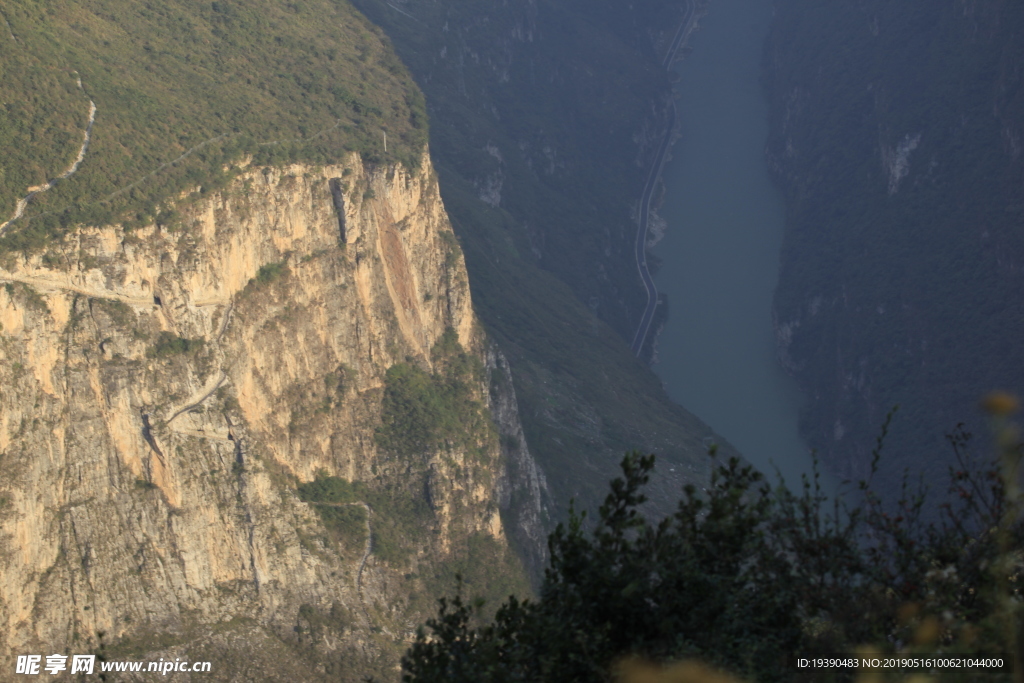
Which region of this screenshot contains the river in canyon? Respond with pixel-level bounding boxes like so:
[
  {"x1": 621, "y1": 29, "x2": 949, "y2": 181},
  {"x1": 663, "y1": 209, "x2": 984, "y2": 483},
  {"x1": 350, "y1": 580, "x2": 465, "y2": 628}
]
[{"x1": 652, "y1": 0, "x2": 834, "y2": 492}]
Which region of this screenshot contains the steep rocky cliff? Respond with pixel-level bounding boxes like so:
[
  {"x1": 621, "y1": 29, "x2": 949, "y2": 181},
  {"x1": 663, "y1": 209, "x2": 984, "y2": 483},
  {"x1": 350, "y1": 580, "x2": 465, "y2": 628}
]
[{"x1": 0, "y1": 152, "x2": 544, "y2": 680}]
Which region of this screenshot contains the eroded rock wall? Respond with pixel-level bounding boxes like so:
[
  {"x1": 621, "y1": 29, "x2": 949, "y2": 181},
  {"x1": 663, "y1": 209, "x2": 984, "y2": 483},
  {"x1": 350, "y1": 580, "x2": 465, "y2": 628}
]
[{"x1": 0, "y1": 153, "x2": 542, "y2": 680}]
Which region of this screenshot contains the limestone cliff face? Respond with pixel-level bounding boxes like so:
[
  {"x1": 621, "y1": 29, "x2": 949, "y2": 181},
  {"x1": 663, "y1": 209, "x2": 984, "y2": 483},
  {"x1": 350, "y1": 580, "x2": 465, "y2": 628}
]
[{"x1": 0, "y1": 153, "x2": 544, "y2": 680}]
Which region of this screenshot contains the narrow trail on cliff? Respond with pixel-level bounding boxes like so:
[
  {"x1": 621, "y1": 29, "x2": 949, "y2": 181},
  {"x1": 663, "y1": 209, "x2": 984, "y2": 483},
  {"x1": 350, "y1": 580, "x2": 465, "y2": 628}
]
[
  {"x1": 0, "y1": 273, "x2": 153, "y2": 305},
  {"x1": 165, "y1": 371, "x2": 229, "y2": 425},
  {"x1": 104, "y1": 133, "x2": 231, "y2": 203},
  {"x1": 215, "y1": 301, "x2": 233, "y2": 342},
  {"x1": 1, "y1": 9, "x2": 18, "y2": 43},
  {"x1": 111, "y1": 114, "x2": 350, "y2": 201},
  {"x1": 373, "y1": 0, "x2": 425, "y2": 25},
  {"x1": 2, "y1": 114, "x2": 357, "y2": 234},
  {"x1": 353, "y1": 502, "x2": 373, "y2": 617},
  {"x1": 0, "y1": 75, "x2": 96, "y2": 235},
  {"x1": 312, "y1": 502, "x2": 374, "y2": 623}
]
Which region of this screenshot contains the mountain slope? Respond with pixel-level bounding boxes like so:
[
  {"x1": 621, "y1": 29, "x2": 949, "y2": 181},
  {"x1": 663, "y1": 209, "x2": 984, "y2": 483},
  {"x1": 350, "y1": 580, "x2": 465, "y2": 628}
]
[
  {"x1": 764, "y1": 0, "x2": 1024, "y2": 488},
  {"x1": 0, "y1": 0, "x2": 426, "y2": 251}
]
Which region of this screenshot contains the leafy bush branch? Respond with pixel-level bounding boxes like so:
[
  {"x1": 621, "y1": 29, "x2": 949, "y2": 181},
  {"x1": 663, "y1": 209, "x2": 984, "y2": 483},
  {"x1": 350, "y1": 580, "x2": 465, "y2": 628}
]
[{"x1": 403, "y1": 398, "x2": 1024, "y2": 682}]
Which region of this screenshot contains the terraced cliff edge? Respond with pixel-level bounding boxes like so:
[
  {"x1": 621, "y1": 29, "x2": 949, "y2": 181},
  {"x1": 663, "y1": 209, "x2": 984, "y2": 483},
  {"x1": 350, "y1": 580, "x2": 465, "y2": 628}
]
[{"x1": 0, "y1": 152, "x2": 545, "y2": 681}]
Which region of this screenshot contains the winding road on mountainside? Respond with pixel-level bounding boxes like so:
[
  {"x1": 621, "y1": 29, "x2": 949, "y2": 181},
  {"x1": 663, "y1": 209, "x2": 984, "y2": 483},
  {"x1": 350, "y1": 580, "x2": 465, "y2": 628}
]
[
  {"x1": 630, "y1": 0, "x2": 698, "y2": 356},
  {"x1": 0, "y1": 76, "x2": 96, "y2": 235}
]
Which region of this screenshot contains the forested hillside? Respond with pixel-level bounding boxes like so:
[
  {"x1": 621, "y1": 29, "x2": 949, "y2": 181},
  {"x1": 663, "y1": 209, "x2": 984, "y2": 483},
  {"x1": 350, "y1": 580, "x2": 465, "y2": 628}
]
[
  {"x1": 764, "y1": 0, "x2": 1024, "y2": 490},
  {"x1": 0, "y1": 0, "x2": 426, "y2": 252}
]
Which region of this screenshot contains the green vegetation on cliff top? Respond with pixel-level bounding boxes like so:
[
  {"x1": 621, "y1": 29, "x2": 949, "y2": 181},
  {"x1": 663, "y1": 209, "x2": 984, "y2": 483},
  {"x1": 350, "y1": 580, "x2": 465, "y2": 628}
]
[{"x1": 0, "y1": 0, "x2": 426, "y2": 252}]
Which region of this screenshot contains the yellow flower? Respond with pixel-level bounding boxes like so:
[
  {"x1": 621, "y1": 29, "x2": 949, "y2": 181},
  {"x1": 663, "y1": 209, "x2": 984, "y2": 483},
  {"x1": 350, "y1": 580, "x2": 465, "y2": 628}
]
[{"x1": 981, "y1": 392, "x2": 1020, "y2": 416}]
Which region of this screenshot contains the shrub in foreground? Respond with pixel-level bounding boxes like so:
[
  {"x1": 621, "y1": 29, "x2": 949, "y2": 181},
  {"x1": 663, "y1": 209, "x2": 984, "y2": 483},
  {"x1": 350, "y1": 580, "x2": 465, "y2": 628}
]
[{"x1": 403, "y1": 406, "x2": 1024, "y2": 682}]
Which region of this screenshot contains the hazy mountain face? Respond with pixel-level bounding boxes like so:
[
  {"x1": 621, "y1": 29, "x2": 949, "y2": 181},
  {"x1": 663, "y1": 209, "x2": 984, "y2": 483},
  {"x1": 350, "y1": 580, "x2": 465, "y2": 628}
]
[{"x1": 764, "y1": 0, "x2": 1024, "y2": 490}]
